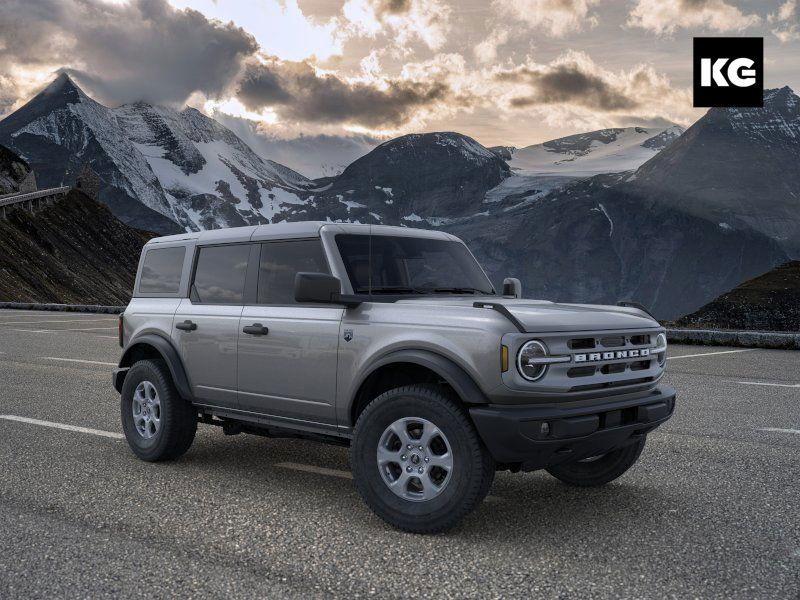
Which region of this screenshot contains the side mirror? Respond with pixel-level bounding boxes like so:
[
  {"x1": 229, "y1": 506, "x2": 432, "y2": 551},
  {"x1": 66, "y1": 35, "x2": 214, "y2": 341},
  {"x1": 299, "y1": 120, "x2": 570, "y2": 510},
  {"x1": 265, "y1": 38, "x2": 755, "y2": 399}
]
[
  {"x1": 502, "y1": 277, "x2": 522, "y2": 298},
  {"x1": 295, "y1": 272, "x2": 342, "y2": 304}
]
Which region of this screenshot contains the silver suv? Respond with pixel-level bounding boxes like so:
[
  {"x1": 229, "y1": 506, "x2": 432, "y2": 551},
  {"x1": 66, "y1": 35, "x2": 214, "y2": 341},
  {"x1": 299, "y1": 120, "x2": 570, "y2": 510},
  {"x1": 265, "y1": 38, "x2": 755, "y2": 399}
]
[{"x1": 113, "y1": 222, "x2": 675, "y2": 533}]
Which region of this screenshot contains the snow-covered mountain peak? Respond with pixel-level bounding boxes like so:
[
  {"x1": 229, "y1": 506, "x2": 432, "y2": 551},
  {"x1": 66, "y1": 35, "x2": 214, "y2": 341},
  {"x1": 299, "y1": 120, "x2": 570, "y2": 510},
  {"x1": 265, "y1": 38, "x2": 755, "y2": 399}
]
[
  {"x1": 0, "y1": 74, "x2": 317, "y2": 232},
  {"x1": 375, "y1": 132, "x2": 500, "y2": 166},
  {"x1": 719, "y1": 87, "x2": 800, "y2": 142},
  {"x1": 40, "y1": 72, "x2": 90, "y2": 106},
  {"x1": 507, "y1": 125, "x2": 684, "y2": 177}
]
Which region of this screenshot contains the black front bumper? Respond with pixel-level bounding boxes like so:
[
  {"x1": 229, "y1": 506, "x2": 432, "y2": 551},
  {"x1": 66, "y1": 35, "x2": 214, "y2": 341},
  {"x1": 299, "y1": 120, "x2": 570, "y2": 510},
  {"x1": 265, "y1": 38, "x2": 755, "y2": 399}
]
[{"x1": 470, "y1": 385, "x2": 676, "y2": 471}]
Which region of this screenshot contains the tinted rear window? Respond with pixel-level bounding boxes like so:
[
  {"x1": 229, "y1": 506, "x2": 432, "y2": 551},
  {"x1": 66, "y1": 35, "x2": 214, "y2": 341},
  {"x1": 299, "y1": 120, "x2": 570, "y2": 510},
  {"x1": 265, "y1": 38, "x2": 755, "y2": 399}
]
[
  {"x1": 258, "y1": 240, "x2": 329, "y2": 304},
  {"x1": 139, "y1": 247, "x2": 185, "y2": 295},
  {"x1": 192, "y1": 244, "x2": 250, "y2": 304}
]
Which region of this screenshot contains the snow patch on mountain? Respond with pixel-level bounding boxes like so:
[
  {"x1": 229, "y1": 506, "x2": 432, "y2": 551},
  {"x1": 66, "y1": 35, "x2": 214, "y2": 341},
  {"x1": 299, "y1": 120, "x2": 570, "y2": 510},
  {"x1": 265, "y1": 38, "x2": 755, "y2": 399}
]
[{"x1": 508, "y1": 126, "x2": 683, "y2": 177}]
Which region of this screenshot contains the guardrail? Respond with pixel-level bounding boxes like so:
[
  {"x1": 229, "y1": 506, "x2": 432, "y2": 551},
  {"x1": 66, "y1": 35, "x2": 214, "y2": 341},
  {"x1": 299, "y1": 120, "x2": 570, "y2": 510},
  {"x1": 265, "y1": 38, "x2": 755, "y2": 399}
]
[
  {"x1": 0, "y1": 302, "x2": 125, "y2": 314},
  {"x1": 667, "y1": 328, "x2": 800, "y2": 350},
  {"x1": 0, "y1": 186, "x2": 71, "y2": 217}
]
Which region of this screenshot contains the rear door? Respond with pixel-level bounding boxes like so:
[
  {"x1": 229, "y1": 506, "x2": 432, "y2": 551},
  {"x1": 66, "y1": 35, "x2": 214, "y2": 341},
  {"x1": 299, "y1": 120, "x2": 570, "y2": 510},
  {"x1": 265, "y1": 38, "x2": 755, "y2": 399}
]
[
  {"x1": 237, "y1": 239, "x2": 343, "y2": 427},
  {"x1": 173, "y1": 243, "x2": 255, "y2": 409}
]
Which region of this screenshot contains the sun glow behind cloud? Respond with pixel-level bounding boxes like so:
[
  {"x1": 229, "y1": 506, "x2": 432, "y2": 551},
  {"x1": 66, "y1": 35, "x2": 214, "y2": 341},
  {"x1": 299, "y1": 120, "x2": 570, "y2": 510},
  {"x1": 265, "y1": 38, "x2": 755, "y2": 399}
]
[
  {"x1": 167, "y1": 0, "x2": 344, "y2": 61},
  {"x1": 204, "y1": 97, "x2": 279, "y2": 124}
]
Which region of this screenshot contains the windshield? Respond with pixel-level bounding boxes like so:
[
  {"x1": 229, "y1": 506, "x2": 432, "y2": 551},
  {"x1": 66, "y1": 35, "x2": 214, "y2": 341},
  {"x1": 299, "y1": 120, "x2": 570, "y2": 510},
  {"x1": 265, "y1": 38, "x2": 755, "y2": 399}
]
[{"x1": 335, "y1": 234, "x2": 495, "y2": 295}]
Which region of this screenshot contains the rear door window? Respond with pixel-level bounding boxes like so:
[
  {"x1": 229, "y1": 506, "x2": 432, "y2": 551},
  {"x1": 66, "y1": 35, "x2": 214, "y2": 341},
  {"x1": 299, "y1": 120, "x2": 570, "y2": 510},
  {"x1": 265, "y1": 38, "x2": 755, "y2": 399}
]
[
  {"x1": 139, "y1": 246, "x2": 185, "y2": 295},
  {"x1": 257, "y1": 240, "x2": 329, "y2": 304},
  {"x1": 192, "y1": 244, "x2": 251, "y2": 305}
]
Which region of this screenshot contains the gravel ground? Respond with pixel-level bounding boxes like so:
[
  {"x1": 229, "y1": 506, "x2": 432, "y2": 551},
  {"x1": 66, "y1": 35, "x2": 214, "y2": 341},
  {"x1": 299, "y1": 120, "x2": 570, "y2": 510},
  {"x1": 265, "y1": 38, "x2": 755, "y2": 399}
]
[{"x1": 0, "y1": 309, "x2": 798, "y2": 599}]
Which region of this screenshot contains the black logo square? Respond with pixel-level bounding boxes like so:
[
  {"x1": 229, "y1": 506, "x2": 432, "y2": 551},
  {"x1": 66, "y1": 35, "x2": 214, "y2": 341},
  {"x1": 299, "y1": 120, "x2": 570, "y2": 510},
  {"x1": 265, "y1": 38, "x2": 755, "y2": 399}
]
[{"x1": 693, "y1": 37, "x2": 763, "y2": 108}]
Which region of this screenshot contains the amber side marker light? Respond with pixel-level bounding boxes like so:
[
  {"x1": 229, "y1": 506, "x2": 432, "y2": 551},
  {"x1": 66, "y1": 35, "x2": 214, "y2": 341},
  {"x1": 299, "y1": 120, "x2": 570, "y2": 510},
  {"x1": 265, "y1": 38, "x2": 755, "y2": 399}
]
[{"x1": 501, "y1": 345, "x2": 509, "y2": 372}]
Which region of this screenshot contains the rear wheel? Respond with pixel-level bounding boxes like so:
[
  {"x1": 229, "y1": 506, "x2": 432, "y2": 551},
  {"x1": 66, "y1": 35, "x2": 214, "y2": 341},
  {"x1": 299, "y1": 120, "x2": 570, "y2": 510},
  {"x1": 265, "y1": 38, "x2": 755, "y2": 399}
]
[
  {"x1": 351, "y1": 385, "x2": 494, "y2": 534},
  {"x1": 121, "y1": 359, "x2": 197, "y2": 462},
  {"x1": 546, "y1": 437, "x2": 646, "y2": 487}
]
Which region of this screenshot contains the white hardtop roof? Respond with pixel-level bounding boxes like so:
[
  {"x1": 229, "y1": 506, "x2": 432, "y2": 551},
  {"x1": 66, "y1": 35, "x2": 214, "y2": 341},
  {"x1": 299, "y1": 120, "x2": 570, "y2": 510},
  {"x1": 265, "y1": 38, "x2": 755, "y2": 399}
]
[{"x1": 146, "y1": 221, "x2": 458, "y2": 246}]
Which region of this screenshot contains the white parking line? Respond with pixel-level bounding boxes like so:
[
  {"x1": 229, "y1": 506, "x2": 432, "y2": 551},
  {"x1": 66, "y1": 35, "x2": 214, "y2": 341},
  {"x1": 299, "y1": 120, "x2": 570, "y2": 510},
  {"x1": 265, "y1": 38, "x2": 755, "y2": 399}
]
[
  {"x1": 758, "y1": 427, "x2": 800, "y2": 435},
  {"x1": 0, "y1": 415, "x2": 124, "y2": 439},
  {"x1": 8, "y1": 328, "x2": 116, "y2": 335},
  {"x1": 273, "y1": 461, "x2": 503, "y2": 501},
  {"x1": 738, "y1": 381, "x2": 800, "y2": 388},
  {"x1": 275, "y1": 461, "x2": 353, "y2": 479},
  {"x1": 40, "y1": 356, "x2": 117, "y2": 366},
  {"x1": 0, "y1": 318, "x2": 117, "y2": 326},
  {"x1": 667, "y1": 349, "x2": 755, "y2": 360},
  {"x1": 40, "y1": 327, "x2": 117, "y2": 332}
]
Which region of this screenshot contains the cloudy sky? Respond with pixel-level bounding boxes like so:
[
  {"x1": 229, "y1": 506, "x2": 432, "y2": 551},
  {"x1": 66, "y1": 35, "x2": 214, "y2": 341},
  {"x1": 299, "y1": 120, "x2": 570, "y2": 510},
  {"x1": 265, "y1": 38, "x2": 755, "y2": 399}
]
[{"x1": 0, "y1": 0, "x2": 797, "y2": 146}]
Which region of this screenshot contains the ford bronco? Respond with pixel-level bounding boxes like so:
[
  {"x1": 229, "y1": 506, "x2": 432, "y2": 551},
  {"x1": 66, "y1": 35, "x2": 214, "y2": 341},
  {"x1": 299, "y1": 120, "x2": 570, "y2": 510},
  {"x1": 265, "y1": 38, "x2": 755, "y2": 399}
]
[{"x1": 113, "y1": 222, "x2": 675, "y2": 533}]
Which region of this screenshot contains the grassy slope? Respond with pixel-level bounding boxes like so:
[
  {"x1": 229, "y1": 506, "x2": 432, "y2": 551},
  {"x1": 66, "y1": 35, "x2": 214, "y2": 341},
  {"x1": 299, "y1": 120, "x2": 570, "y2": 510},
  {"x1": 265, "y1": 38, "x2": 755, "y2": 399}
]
[
  {"x1": 0, "y1": 190, "x2": 154, "y2": 304},
  {"x1": 674, "y1": 261, "x2": 800, "y2": 332}
]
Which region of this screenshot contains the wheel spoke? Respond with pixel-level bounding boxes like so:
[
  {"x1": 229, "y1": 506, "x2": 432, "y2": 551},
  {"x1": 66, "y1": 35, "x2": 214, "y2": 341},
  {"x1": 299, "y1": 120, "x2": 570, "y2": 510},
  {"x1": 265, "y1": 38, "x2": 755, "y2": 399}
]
[
  {"x1": 377, "y1": 446, "x2": 400, "y2": 465},
  {"x1": 389, "y1": 470, "x2": 411, "y2": 489},
  {"x1": 428, "y1": 452, "x2": 453, "y2": 471},
  {"x1": 417, "y1": 476, "x2": 439, "y2": 501},
  {"x1": 419, "y1": 421, "x2": 442, "y2": 449},
  {"x1": 392, "y1": 421, "x2": 415, "y2": 446}
]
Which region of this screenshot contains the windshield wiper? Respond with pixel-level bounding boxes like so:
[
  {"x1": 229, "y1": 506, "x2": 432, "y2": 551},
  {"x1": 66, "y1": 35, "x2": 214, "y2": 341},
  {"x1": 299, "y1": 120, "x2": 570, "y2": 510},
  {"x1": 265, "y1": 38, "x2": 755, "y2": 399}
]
[
  {"x1": 355, "y1": 286, "x2": 427, "y2": 295},
  {"x1": 429, "y1": 287, "x2": 494, "y2": 295}
]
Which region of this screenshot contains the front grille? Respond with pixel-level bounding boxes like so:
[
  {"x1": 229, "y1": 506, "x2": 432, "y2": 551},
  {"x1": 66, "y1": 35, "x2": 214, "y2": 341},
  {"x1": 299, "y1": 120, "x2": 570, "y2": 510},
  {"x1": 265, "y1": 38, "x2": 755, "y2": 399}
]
[
  {"x1": 512, "y1": 328, "x2": 665, "y2": 395},
  {"x1": 568, "y1": 366, "x2": 596, "y2": 378},
  {"x1": 568, "y1": 337, "x2": 595, "y2": 350},
  {"x1": 599, "y1": 336, "x2": 625, "y2": 348}
]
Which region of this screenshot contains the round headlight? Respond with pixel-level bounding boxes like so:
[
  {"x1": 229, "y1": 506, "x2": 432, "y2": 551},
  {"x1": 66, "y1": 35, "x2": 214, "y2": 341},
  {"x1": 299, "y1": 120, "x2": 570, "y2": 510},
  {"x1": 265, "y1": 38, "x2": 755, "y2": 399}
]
[
  {"x1": 517, "y1": 340, "x2": 549, "y2": 381},
  {"x1": 655, "y1": 333, "x2": 667, "y2": 366}
]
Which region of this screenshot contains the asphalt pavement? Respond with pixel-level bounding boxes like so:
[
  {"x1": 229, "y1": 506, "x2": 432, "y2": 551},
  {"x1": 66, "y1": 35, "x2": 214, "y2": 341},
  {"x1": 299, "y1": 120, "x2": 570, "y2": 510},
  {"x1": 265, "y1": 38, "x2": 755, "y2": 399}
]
[{"x1": 0, "y1": 309, "x2": 798, "y2": 598}]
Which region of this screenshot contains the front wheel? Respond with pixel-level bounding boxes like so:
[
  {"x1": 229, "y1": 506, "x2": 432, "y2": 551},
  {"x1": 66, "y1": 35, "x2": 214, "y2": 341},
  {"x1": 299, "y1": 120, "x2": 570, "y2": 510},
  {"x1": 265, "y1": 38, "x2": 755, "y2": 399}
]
[
  {"x1": 546, "y1": 436, "x2": 647, "y2": 487},
  {"x1": 351, "y1": 385, "x2": 494, "y2": 534}
]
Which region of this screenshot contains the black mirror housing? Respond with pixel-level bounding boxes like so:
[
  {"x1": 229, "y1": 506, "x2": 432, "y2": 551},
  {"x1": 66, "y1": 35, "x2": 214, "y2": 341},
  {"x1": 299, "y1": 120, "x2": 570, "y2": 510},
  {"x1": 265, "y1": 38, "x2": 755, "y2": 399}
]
[{"x1": 502, "y1": 277, "x2": 522, "y2": 298}]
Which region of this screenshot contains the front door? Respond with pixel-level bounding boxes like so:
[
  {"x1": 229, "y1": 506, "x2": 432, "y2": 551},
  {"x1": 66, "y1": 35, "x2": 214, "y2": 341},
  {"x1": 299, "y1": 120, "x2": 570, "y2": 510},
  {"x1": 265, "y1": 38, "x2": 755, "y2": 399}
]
[
  {"x1": 237, "y1": 239, "x2": 342, "y2": 427},
  {"x1": 173, "y1": 243, "x2": 252, "y2": 408}
]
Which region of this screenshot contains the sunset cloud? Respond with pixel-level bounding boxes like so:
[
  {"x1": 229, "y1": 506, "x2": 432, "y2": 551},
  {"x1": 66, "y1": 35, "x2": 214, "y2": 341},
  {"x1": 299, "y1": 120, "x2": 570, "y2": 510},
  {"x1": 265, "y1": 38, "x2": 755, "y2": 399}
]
[
  {"x1": 342, "y1": 0, "x2": 451, "y2": 51},
  {"x1": 489, "y1": 51, "x2": 695, "y2": 127},
  {"x1": 627, "y1": 0, "x2": 761, "y2": 35},
  {"x1": 0, "y1": 0, "x2": 257, "y2": 107},
  {"x1": 236, "y1": 57, "x2": 454, "y2": 129},
  {"x1": 492, "y1": 0, "x2": 600, "y2": 37},
  {"x1": 768, "y1": 0, "x2": 800, "y2": 42}
]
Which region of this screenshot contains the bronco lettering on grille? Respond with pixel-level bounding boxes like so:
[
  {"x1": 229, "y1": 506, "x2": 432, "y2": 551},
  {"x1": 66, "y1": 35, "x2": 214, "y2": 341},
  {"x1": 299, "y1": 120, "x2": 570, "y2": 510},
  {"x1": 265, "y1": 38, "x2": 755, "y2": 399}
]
[{"x1": 574, "y1": 348, "x2": 651, "y2": 363}]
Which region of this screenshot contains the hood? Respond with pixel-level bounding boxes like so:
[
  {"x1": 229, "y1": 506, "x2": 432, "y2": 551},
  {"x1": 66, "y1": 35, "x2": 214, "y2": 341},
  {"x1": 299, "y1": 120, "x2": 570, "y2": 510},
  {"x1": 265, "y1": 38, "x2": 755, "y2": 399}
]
[{"x1": 396, "y1": 296, "x2": 660, "y2": 333}]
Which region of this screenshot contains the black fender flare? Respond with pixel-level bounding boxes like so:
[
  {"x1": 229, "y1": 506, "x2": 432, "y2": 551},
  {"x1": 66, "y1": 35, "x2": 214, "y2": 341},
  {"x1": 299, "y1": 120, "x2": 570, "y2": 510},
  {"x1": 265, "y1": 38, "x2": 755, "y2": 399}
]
[
  {"x1": 115, "y1": 333, "x2": 193, "y2": 400},
  {"x1": 351, "y1": 349, "x2": 488, "y2": 419}
]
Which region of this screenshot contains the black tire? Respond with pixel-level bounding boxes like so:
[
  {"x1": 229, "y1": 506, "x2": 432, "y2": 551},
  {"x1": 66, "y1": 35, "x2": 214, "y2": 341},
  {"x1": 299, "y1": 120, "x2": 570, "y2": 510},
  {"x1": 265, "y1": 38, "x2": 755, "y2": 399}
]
[
  {"x1": 121, "y1": 359, "x2": 197, "y2": 462},
  {"x1": 351, "y1": 385, "x2": 494, "y2": 534},
  {"x1": 546, "y1": 437, "x2": 646, "y2": 487}
]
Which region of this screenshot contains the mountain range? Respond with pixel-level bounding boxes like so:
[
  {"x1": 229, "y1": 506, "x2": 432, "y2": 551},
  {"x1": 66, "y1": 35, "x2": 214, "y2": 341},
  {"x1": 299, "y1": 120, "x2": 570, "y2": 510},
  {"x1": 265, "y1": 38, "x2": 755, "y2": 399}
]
[
  {"x1": 0, "y1": 74, "x2": 798, "y2": 319},
  {"x1": 0, "y1": 74, "x2": 315, "y2": 233}
]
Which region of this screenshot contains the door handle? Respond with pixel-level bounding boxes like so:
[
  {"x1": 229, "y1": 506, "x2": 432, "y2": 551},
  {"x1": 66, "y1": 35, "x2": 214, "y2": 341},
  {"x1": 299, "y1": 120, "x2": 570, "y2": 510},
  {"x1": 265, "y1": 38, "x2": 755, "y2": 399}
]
[
  {"x1": 242, "y1": 323, "x2": 269, "y2": 336},
  {"x1": 175, "y1": 320, "x2": 197, "y2": 332}
]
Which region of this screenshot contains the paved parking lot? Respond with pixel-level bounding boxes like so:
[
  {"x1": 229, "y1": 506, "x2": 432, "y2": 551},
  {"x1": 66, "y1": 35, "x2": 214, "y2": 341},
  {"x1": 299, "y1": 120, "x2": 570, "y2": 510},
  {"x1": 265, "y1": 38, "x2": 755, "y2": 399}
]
[{"x1": 0, "y1": 308, "x2": 798, "y2": 598}]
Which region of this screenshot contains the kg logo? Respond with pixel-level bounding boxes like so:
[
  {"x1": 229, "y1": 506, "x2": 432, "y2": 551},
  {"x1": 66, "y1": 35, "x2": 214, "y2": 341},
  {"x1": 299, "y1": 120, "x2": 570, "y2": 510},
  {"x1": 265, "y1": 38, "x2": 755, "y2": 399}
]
[{"x1": 693, "y1": 37, "x2": 763, "y2": 107}]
